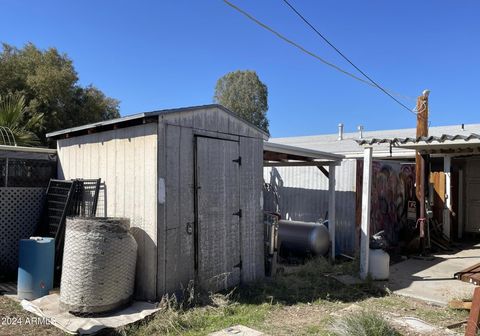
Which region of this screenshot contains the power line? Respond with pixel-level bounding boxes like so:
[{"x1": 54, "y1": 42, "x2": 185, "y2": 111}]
[
  {"x1": 223, "y1": 0, "x2": 420, "y2": 115},
  {"x1": 281, "y1": 0, "x2": 418, "y2": 114}
]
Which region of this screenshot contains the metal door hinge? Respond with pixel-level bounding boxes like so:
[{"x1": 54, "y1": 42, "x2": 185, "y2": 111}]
[
  {"x1": 232, "y1": 156, "x2": 242, "y2": 165},
  {"x1": 232, "y1": 209, "x2": 242, "y2": 218}
]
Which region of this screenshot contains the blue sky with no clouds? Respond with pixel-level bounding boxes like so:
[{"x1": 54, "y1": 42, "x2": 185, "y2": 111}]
[{"x1": 2, "y1": 0, "x2": 479, "y2": 137}]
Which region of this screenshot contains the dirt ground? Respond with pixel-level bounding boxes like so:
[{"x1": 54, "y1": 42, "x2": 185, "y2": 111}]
[
  {"x1": 0, "y1": 296, "x2": 63, "y2": 336},
  {"x1": 0, "y1": 259, "x2": 471, "y2": 335}
]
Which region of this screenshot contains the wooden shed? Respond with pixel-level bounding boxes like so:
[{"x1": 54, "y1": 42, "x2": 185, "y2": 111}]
[{"x1": 47, "y1": 104, "x2": 267, "y2": 300}]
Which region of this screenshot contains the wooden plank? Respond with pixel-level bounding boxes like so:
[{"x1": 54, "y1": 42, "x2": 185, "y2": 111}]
[
  {"x1": 459, "y1": 169, "x2": 464, "y2": 239},
  {"x1": 165, "y1": 125, "x2": 181, "y2": 230},
  {"x1": 239, "y1": 136, "x2": 264, "y2": 282},
  {"x1": 465, "y1": 287, "x2": 480, "y2": 336},
  {"x1": 142, "y1": 123, "x2": 158, "y2": 300},
  {"x1": 165, "y1": 228, "x2": 180, "y2": 292},
  {"x1": 178, "y1": 127, "x2": 195, "y2": 285},
  {"x1": 449, "y1": 299, "x2": 472, "y2": 310},
  {"x1": 360, "y1": 147, "x2": 373, "y2": 279},
  {"x1": 156, "y1": 120, "x2": 167, "y2": 296}
]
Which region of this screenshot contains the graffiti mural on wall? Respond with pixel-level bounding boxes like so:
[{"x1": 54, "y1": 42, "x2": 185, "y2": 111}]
[{"x1": 357, "y1": 161, "x2": 416, "y2": 245}]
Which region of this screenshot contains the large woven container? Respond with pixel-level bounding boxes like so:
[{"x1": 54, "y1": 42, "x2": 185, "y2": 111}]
[{"x1": 60, "y1": 217, "x2": 137, "y2": 314}]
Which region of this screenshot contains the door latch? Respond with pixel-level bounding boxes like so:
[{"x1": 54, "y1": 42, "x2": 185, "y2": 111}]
[
  {"x1": 186, "y1": 222, "x2": 193, "y2": 235},
  {"x1": 232, "y1": 156, "x2": 242, "y2": 165},
  {"x1": 232, "y1": 209, "x2": 242, "y2": 218}
]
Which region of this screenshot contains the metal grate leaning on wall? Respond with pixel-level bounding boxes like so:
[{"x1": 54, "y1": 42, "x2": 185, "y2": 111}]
[{"x1": 0, "y1": 188, "x2": 46, "y2": 275}]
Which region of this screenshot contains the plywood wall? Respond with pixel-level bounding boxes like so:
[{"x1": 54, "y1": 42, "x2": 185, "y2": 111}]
[{"x1": 57, "y1": 123, "x2": 158, "y2": 300}]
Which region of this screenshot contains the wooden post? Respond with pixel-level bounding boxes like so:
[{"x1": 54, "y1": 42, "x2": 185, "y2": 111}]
[
  {"x1": 415, "y1": 90, "x2": 430, "y2": 254},
  {"x1": 444, "y1": 155, "x2": 452, "y2": 239},
  {"x1": 360, "y1": 147, "x2": 373, "y2": 279},
  {"x1": 328, "y1": 163, "x2": 336, "y2": 261},
  {"x1": 458, "y1": 169, "x2": 464, "y2": 239},
  {"x1": 465, "y1": 287, "x2": 480, "y2": 336}
]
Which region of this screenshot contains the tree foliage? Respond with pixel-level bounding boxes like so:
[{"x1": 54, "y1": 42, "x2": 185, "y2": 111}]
[
  {"x1": 0, "y1": 43, "x2": 120, "y2": 144},
  {"x1": 214, "y1": 70, "x2": 269, "y2": 133},
  {"x1": 0, "y1": 93, "x2": 43, "y2": 146}
]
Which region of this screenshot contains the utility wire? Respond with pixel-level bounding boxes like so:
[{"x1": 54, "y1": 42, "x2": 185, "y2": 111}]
[
  {"x1": 224, "y1": 0, "x2": 419, "y2": 115},
  {"x1": 281, "y1": 0, "x2": 419, "y2": 114}
]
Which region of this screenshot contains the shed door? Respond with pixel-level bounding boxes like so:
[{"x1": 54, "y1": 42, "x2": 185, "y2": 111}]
[{"x1": 195, "y1": 136, "x2": 241, "y2": 292}]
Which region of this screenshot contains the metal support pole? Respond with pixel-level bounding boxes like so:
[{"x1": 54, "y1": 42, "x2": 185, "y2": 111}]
[
  {"x1": 360, "y1": 147, "x2": 373, "y2": 279},
  {"x1": 444, "y1": 155, "x2": 452, "y2": 239}
]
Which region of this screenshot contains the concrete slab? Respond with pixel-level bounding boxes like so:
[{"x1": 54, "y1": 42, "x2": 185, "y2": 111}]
[{"x1": 383, "y1": 245, "x2": 480, "y2": 305}]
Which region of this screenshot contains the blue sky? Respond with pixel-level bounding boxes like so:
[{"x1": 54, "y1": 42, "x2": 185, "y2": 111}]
[{"x1": 2, "y1": 1, "x2": 479, "y2": 137}]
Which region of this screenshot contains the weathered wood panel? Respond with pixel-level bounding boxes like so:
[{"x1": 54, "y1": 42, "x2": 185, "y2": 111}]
[
  {"x1": 239, "y1": 136, "x2": 265, "y2": 282},
  {"x1": 56, "y1": 123, "x2": 158, "y2": 300},
  {"x1": 163, "y1": 124, "x2": 196, "y2": 293},
  {"x1": 196, "y1": 136, "x2": 241, "y2": 291},
  {"x1": 160, "y1": 106, "x2": 266, "y2": 140}
]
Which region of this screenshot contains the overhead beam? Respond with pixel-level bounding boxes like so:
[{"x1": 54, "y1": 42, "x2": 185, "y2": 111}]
[{"x1": 263, "y1": 161, "x2": 340, "y2": 167}]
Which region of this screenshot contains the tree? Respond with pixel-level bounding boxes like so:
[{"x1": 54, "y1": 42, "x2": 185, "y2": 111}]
[
  {"x1": 0, "y1": 43, "x2": 120, "y2": 145},
  {"x1": 214, "y1": 70, "x2": 269, "y2": 133},
  {"x1": 0, "y1": 93, "x2": 43, "y2": 146}
]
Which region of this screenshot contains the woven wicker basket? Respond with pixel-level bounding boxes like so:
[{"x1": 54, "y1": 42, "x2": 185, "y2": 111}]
[{"x1": 60, "y1": 217, "x2": 137, "y2": 314}]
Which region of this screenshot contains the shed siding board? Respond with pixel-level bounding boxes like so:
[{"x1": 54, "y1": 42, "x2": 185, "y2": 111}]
[
  {"x1": 263, "y1": 159, "x2": 357, "y2": 255},
  {"x1": 56, "y1": 123, "x2": 158, "y2": 300},
  {"x1": 178, "y1": 126, "x2": 195, "y2": 285},
  {"x1": 156, "y1": 120, "x2": 167, "y2": 295},
  {"x1": 240, "y1": 136, "x2": 265, "y2": 281},
  {"x1": 164, "y1": 124, "x2": 196, "y2": 292}
]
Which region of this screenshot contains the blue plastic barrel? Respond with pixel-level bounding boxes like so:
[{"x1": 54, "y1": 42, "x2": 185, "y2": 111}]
[{"x1": 17, "y1": 237, "x2": 55, "y2": 300}]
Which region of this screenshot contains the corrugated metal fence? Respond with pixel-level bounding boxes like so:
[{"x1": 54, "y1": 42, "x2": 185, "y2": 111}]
[{"x1": 263, "y1": 159, "x2": 357, "y2": 255}]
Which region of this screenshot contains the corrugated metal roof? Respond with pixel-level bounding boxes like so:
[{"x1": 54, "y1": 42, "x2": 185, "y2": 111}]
[
  {"x1": 357, "y1": 133, "x2": 480, "y2": 146},
  {"x1": 271, "y1": 124, "x2": 480, "y2": 158},
  {"x1": 46, "y1": 104, "x2": 269, "y2": 139}
]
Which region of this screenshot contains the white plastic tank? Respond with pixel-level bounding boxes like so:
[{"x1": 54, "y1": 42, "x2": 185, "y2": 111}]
[{"x1": 368, "y1": 248, "x2": 389, "y2": 280}]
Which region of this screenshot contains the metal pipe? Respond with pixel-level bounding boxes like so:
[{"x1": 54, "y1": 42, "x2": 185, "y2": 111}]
[{"x1": 337, "y1": 123, "x2": 344, "y2": 140}]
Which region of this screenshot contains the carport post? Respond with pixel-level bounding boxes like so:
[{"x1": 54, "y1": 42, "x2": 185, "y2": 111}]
[
  {"x1": 360, "y1": 146, "x2": 373, "y2": 279},
  {"x1": 328, "y1": 162, "x2": 336, "y2": 261},
  {"x1": 443, "y1": 155, "x2": 451, "y2": 239}
]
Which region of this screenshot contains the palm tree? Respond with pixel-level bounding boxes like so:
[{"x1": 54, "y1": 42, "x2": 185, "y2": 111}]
[{"x1": 0, "y1": 93, "x2": 43, "y2": 146}]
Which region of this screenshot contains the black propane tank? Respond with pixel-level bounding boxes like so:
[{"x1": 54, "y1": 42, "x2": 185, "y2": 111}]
[{"x1": 278, "y1": 219, "x2": 330, "y2": 257}]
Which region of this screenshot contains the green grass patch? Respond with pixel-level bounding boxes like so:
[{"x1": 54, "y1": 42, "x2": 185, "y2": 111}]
[{"x1": 329, "y1": 311, "x2": 400, "y2": 336}]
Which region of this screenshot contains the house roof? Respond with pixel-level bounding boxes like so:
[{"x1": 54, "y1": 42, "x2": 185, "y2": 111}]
[
  {"x1": 270, "y1": 123, "x2": 480, "y2": 159},
  {"x1": 46, "y1": 104, "x2": 269, "y2": 139}
]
